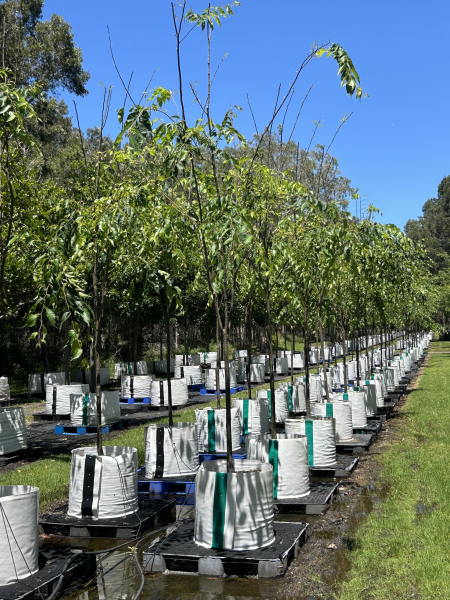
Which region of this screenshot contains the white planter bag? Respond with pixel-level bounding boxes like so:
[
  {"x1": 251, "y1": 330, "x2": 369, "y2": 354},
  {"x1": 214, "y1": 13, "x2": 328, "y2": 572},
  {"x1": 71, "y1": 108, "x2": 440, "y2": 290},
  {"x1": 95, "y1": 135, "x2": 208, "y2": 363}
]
[
  {"x1": 150, "y1": 360, "x2": 175, "y2": 376},
  {"x1": 174, "y1": 365, "x2": 202, "y2": 385},
  {"x1": 232, "y1": 398, "x2": 270, "y2": 435},
  {"x1": 0, "y1": 407, "x2": 27, "y2": 454},
  {"x1": 246, "y1": 433, "x2": 310, "y2": 499},
  {"x1": 121, "y1": 375, "x2": 155, "y2": 399},
  {"x1": 278, "y1": 382, "x2": 306, "y2": 413},
  {"x1": 360, "y1": 383, "x2": 378, "y2": 417},
  {"x1": 73, "y1": 368, "x2": 110, "y2": 386},
  {"x1": 46, "y1": 383, "x2": 89, "y2": 415},
  {"x1": 0, "y1": 486, "x2": 39, "y2": 585},
  {"x1": 331, "y1": 391, "x2": 367, "y2": 427},
  {"x1": 233, "y1": 350, "x2": 248, "y2": 358},
  {"x1": 386, "y1": 365, "x2": 399, "y2": 388},
  {"x1": 115, "y1": 361, "x2": 148, "y2": 378},
  {"x1": 205, "y1": 366, "x2": 237, "y2": 390},
  {"x1": 250, "y1": 363, "x2": 265, "y2": 383},
  {"x1": 236, "y1": 359, "x2": 248, "y2": 383},
  {"x1": 194, "y1": 459, "x2": 274, "y2": 551},
  {"x1": 383, "y1": 367, "x2": 395, "y2": 392},
  {"x1": 0, "y1": 376, "x2": 10, "y2": 400},
  {"x1": 310, "y1": 401, "x2": 353, "y2": 441},
  {"x1": 70, "y1": 391, "x2": 120, "y2": 426},
  {"x1": 28, "y1": 372, "x2": 65, "y2": 395},
  {"x1": 175, "y1": 354, "x2": 200, "y2": 366},
  {"x1": 145, "y1": 423, "x2": 198, "y2": 477},
  {"x1": 68, "y1": 446, "x2": 138, "y2": 519},
  {"x1": 256, "y1": 389, "x2": 290, "y2": 424},
  {"x1": 198, "y1": 352, "x2": 217, "y2": 365},
  {"x1": 275, "y1": 357, "x2": 289, "y2": 374},
  {"x1": 195, "y1": 407, "x2": 241, "y2": 453},
  {"x1": 366, "y1": 376, "x2": 384, "y2": 407},
  {"x1": 308, "y1": 375, "x2": 323, "y2": 402},
  {"x1": 285, "y1": 417, "x2": 336, "y2": 467},
  {"x1": 151, "y1": 379, "x2": 189, "y2": 406}
]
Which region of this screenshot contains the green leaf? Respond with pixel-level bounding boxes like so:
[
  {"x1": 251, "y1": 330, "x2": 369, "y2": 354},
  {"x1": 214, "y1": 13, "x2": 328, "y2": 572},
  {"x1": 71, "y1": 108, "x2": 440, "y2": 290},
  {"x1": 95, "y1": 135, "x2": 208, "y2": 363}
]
[
  {"x1": 25, "y1": 313, "x2": 39, "y2": 328},
  {"x1": 45, "y1": 307, "x2": 56, "y2": 327}
]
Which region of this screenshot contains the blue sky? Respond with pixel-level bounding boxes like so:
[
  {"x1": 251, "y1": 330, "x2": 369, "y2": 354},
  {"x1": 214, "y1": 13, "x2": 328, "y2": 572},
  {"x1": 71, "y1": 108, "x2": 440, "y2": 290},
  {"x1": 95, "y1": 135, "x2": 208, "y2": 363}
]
[{"x1": 43, "y1": 0, "x2": 449, "y2": 229}]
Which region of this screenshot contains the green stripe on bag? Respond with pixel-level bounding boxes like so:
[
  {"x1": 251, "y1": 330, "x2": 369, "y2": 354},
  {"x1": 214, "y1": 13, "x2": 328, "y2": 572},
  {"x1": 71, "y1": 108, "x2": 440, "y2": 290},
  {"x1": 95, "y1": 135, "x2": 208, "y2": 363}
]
[
  {"x1": 242, "y1": 399, "x2": 249, "y2": 435},
  {"x1": 267, "y1": 390, "x2": 272, "y2": 420},
  {"x1": 268, "y1": 439, "x2": 279, "y2": 498},
  {"x1": 326, "y1": 403, "x2": 333, "y2": 418},
  {"x1": 211, "y1": 472, "x2": 227, "y2": 549},
  {"x1": 82, "y1": 393, "x2": 90, "y2": 427},
  {"x1": 343, "y1": 393, "x2": 349, "y2": 401},
  {"x1": 128, "y1": 362, "x2": 132, "y2": 375},
  {"x1": 287, "y1": 386, "x2": 293, "y2": 411},
  {"x1": 305, "y1": 419, "x2": 314, "y2": 466},
  {"x1": 207, "y1": 410, "x2": 216, "y2": 452}
]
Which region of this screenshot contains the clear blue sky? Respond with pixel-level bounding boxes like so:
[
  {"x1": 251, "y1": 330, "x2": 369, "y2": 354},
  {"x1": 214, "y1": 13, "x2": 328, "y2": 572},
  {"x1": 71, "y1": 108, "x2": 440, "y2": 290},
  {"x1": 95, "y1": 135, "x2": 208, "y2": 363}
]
[{"x1": 43, "y1": 0, "x2": 449, "y2": 230}]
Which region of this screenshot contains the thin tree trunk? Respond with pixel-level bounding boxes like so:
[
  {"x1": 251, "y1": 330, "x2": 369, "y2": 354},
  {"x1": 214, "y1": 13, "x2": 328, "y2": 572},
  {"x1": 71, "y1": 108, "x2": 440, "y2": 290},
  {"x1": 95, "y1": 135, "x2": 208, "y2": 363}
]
[
  {"x1": 161, "y1": 285, "x2": 173, "y2": 427},
  {"x1": 216, "y1": 315, "x2": 221, "y2": 408},
  {"x1": 318, "y1": 291, "x2": 330, "y2": 401},
  {"x1": 266, "y1": 286, "x2": 277, "y2": 438},
  {"x1": 133, "y1": 307, "x2": 140, "y2": 375},
  {"x1": 246, "y1": 302, "x2": 252, "y2": 399},
  {"x1": 64, "y1": 319, "x2": 70, "y2": 385}
]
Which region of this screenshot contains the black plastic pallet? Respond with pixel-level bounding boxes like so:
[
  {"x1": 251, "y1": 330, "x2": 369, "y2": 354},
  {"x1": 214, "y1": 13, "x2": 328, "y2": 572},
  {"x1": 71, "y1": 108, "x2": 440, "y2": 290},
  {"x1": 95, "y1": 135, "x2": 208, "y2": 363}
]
[
  {"x1": 0, "y1": 448, "x2": 26, "y2": 466},
  {"x1": 33, "y1": 412, "x2": 70, "y2": 422},
  {"x1": 0, "y1": 549, "x2": 96, "y2": 600},
  {"x1": 377, "y1": 402, "x2": 396, "y2": 418},
  {"x1": 336, "y1": 433, "x2": 372, "y2": 455},
  {"x1": 309, "y1": 454, "x2": 359, "y2": 478},
  {"x1": 274, "y1": 482, "x2": 339, "y2": 515},
  {"x1": 353, "y1": 420, "x2": 382, "y2": 436},
  {"x1": 39, "y1": 497, "x2": 176, "y2": 539},
  {"x1": 143, "y1": 520, "x2": 310, "y2": 578}
]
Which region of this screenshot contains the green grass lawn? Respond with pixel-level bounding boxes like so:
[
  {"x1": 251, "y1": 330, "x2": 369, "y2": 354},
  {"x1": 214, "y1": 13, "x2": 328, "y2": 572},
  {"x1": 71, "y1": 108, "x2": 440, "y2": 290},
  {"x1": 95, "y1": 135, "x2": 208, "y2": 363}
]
[{"x1": 337, "y1": 351, "x2": 450, "y2": 600}]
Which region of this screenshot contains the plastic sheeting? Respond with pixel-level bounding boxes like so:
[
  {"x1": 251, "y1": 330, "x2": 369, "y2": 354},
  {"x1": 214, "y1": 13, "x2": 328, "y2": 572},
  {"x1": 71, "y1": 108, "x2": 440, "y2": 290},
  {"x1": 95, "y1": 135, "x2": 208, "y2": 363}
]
[
  {"x1": 232, "y1": 398, "x2": 270, "y2": 435},
  {"x1": 121, "y1": 375, "x2": 155, "y2": 399},
  {"x1": 173, "y1": 365, "x2": 202, "y2": 385},
  {"x1": 151, "y1": 379, "x2": 189, "y2": 406},
  {"x1": 0, "y1": 376, "x2": 10, "y2": 400},
  {"x1": 285, "y1": 417, "x2": 336, "y2": 467},
  {"x1": 194, "y1": 459, "x2": 274, "y2": 551},
  {"x1": 0, "y1": 486, "x2": 39, "y2": 586},
  {"x1": 68, "y1": 446, "x2": 138, "y2": 519},
  {"x1": 72, "y1": 368, "x2": 110, "y2": 386},
  {"x1": 28, "y1": 372, "x2": 65, "y2": 395},
  {"x1": 70, "y1": 391, "x2": 121, "y2": 426},
  {"x1": 0, "y1": 407, "x2": 27, "y2": 454},
  {"x1": 114, "y1": 361, "x2": 148, "y2": 378},
  {"x1": 195, "y1": 407, "x2": 241, "y2": 453},
  {"x1": 45, "y1": 383, "x2": 89, "y2": 415},
  {"x1": 256, "y1": 388, "x2": 290, "y2": 424},
  {"x1": 310, "y1": 401, "x2": 353, "y2": 441},
  {"x1": 205, "y1": 365, "x2": 237, "y2": 390},
  {"x1": 246, "y1": 433, "x2": 310, "y2": 499},
  {"x1": 145, "y1": 423, "x2": 198, "y2": 477}
]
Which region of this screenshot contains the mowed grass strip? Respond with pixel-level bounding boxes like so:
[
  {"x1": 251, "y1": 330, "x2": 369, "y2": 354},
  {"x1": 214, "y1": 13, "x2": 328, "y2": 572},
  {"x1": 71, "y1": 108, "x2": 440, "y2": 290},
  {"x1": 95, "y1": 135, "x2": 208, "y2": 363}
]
[{"x1": 337, "y1": 351, "x2": 450, "y2": 600}]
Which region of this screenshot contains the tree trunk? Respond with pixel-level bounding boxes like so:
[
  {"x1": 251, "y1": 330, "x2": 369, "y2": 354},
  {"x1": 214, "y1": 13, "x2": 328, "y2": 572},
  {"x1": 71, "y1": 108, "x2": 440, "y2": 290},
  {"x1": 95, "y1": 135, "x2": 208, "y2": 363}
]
[
  {"x1": 216, "y1": 315, "x2": 221, "y2": 409},
  {"x1": 341, "y1": 324, "x2": 348, "y2": 393},
  {"x1": 304, "y1": 324, "x2": 311, "y2": 417},
  {"x1": 245, "y1": 302, "x2": 252, "y2": 399},
  {"x1": 133, "y1": 307, "x2": 140, "y2": 375},
  {"x1": 290, "y1": 326, "x2": 294, "y2": 384},
  {"x1": 318, "y1": 291, "x2": 330, "y2": 401},
  {"x1": 161, "y1": 285, "x2": 173, "y2": 427},
  {"x1": 265, "y1": 286, "x2": 277, "y2": 438},
  {"x1": 64, "y1": 319, "x2": 70, "y2": 385}
]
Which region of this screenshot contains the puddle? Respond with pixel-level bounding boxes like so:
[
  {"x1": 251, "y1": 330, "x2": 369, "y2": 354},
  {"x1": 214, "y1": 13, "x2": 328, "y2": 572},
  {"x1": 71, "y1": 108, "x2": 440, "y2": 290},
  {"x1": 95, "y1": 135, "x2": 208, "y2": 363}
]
[{"x1": 320, "y1": 480, "x2": 390, "y2": 590}]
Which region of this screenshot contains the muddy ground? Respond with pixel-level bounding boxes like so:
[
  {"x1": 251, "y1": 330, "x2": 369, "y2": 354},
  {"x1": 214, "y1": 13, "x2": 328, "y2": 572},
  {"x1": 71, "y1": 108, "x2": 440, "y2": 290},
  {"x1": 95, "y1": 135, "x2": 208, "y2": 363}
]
[{"x1": 278, "y1": 364, "x2": 424, "y2": 599}]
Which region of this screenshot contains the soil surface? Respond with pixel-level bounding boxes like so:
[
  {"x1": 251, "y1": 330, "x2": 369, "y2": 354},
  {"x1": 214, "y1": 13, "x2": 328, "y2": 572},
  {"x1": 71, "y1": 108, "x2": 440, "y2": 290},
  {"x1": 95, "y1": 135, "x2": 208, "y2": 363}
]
[{"x1": 277, "y1": 365, "x2": 424, "y2": 599}]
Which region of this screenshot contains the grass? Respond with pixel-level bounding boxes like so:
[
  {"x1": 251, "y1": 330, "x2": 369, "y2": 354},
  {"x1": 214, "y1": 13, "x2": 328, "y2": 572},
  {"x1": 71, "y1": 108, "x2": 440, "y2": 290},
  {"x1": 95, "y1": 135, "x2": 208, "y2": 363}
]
[{"x1": 337, "y1": 348, "x2": 450, "y2": 600}]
